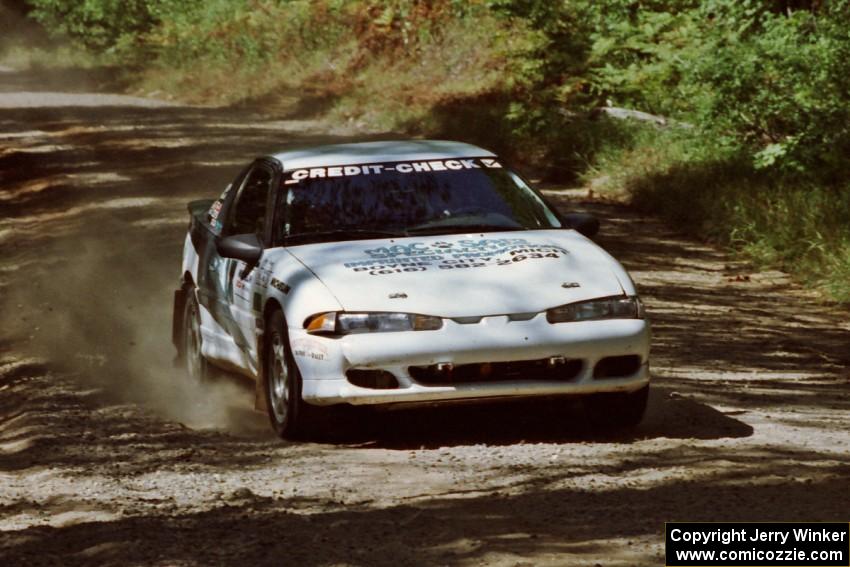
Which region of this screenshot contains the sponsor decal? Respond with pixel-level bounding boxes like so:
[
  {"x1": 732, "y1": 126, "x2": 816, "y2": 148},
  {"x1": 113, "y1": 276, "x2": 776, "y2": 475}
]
[
  {"x1": 292, "y1": 338, "x2": 328, "y2": 361},
  {"x1": 254, "y1": 268, "x2": 270, "y2": 289},
  {"x1": 208, "y1": 187, "x2": 229, "y2": 235},
  {"x1": 270, "y1": 278, "x2": 291, "y2": 294},
  {"x1": 283, "y1": 157, "x2": 503, "y2": 185},
  {"x1": 343, "y1": 237, "x2": 568, "y2": 276},
  {"x1": 208, "y1": 201, "x2": 224, "y2": 230},
  {"x1": 363, "y1": 238, "x2": 533, "y2": 259}
]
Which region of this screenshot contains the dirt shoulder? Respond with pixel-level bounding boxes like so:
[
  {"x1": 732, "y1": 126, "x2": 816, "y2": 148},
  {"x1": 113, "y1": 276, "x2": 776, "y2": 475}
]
[{"x1": 0, "y1": 67, "x2": 848, "y2": 566}]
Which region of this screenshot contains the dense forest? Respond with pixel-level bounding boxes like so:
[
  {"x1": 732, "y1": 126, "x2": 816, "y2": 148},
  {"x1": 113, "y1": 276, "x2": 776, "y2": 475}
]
[{"x1": 4, "y1": 0, "x2": 849, "y2": 299}]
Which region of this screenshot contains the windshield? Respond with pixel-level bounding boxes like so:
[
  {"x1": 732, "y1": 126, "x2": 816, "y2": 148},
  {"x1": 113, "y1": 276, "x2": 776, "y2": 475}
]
[{"x1": 281, "y1": 157, "x2": 561, "y2": 243}]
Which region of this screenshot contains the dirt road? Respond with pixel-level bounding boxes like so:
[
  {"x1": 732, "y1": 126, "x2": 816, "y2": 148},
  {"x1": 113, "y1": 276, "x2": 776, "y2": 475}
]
[{"x1": 1, "y1": 67, "x2": 848, "y2": 566}]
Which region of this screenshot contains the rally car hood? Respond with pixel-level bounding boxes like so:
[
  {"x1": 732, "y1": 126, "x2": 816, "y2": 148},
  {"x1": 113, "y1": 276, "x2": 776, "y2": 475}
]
[{"x1": 285, "y1": 230, "x2": 627, "y2": 318}]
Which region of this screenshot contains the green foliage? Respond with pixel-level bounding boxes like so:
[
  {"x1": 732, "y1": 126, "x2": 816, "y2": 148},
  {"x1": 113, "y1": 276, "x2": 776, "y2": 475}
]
[
  {"x1": 693, "y1": 1, "x2": 850, "y2": 176},
  {"x1": 486, "y1": 0, "x2": 592, "y2": 99},
  {"x1": 25, "y1": 0, "x2": 182, "y2": 51},
  {"x1": 584, "y1": 3, "x2": 704, "y2": 115}
]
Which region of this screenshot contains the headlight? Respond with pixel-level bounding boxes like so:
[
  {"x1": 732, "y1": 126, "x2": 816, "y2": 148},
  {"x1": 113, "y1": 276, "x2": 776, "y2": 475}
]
[
  {"x1": 306, "y1": 312, "x2": 443, "y2": 335},
  {"x1": 546, "y1": 296, "x2": 644, "y2": 324}
]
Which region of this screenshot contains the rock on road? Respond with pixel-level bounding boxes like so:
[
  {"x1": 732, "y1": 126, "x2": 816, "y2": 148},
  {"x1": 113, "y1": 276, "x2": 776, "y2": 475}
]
[{"x1": 0, "y1": 67, "x2": 848, "y2": 566}]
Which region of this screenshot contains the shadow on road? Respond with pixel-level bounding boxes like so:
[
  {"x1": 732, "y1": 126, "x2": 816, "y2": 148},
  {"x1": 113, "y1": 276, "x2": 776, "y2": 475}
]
[
  {"x1": 0, "y1": 448, "x2": 847, "y2": 566},
  {"x1": 0, "y1": 359, "x2": 751, "y2": 475},
  {"x1": 304, "y1": 385, "x2": 753, "y2": 448}
]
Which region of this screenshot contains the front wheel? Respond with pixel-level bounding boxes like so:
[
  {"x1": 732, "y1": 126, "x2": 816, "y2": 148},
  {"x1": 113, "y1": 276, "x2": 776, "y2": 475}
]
[
  {"x1": 264, "y1": 310, "x2": 318, "y2": 439},
  {"x1": 584, "y1": 384, "x2": 649, "y2": 431}
]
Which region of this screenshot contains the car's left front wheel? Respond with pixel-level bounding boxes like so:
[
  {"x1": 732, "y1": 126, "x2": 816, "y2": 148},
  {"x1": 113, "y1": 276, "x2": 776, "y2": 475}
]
[{"x1": 264, "y1": 310, "x2": 318, "y2": 439}]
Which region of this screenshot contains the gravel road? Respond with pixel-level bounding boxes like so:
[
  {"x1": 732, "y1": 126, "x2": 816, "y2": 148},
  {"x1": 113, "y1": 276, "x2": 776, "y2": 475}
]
[{"x1": 1, "y1": 66, "x2": 848, "y2": 566}]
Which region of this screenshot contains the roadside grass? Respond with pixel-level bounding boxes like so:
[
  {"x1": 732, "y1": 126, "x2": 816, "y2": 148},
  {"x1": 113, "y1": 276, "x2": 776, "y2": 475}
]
[
  {"x1": 0, "y1": 3, "x2": 97, "y2": 71},
  {"x1": 132, "y1": 33, "x2": 361, "y2": 106},
  {"x1": 0, "y1": 43, "x2": 99, "y2": 70},
  {"x1": 585, "y1": 125, "x2": 850, "y2": 302},
  {"x1": 324, "y1": 12, "x2": 517, "y2": 130},
  {"x1": 130, "y1": 0, "x2": 514, "y2": 116}
]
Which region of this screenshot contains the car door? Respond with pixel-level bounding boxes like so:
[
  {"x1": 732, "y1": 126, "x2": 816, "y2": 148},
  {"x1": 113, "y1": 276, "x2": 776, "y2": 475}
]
[
  {"x1": 191, "y1": 165, "x2": 254, "y2": 368},
  {"x1": 221, "y1": 161, "x2": 277, "y2": 375},
  {"x1": 196, "y1": 165, "x2": 248, "y2": 301}
]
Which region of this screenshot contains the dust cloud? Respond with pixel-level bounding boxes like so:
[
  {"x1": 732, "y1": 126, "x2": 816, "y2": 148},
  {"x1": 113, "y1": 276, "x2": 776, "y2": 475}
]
[
  {"x1": 0, "y1": 59, "x2": 274, "y2": 436},
  {"x1": 2, "y1": 229, "x2": 260, "y2": 433}
]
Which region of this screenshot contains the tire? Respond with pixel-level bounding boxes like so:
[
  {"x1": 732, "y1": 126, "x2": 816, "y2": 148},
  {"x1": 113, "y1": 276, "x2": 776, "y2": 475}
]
[
  {"x1": 264, "y1": 310, "x2": 318, "y2": 439},
  {"x1": 183, "y1": 291, "x2": 213, "y2": 384},
  {"x1": 584, "y1": 384, "x2": 649, "y2": 431}
]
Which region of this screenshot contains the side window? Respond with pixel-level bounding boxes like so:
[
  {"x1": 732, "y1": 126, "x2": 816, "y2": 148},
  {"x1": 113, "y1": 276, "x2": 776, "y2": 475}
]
[{"x1": 229, "y1": 167, "x2": 272, "y2": 236}]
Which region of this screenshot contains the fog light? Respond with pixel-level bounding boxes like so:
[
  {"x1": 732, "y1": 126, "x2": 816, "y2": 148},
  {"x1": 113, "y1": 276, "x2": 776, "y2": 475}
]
[
  {"x1": 346, "y1": 369, "x2": 399, "y2": 390},
  {"x1": 548, "y1": 356, "x2": 566, "y2": 368},
  {"x1": 593, "y1": 355, "x2": 642, "y2": 379}
]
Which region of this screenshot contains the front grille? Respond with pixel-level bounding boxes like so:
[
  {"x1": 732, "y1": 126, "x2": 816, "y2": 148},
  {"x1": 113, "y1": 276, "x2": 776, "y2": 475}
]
[
  {"x1": 409, "y1": 358, "x2": 583, "y2": 386},
  {"x1": 593, "y1": 355, "x2": 642, "y2": 379}
]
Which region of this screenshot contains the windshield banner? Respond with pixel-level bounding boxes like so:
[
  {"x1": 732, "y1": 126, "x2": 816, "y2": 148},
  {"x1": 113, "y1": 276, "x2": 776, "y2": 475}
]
[{"x1": 283, "y1": 157, "x2": 503, "y2": 185}]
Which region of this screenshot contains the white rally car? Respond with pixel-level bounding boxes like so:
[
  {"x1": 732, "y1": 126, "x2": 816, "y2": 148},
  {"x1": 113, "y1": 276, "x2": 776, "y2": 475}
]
[{"x1": 173, "y1": 140, "x2": 650, "y2": 438}]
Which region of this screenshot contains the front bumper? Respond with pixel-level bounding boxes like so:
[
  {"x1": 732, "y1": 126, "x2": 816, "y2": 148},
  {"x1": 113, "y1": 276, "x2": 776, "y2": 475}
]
[{"x1": 291, "y1": 314, "x2": 650, "y2": 406}]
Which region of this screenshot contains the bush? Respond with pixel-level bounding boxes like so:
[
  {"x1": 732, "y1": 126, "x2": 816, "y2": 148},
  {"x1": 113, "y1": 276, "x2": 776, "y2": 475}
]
[
  {"x1": 693, "y1": 0, "x2": 850, "y2": 177},
  {"x1": 25, "y1": 0, "x2": 187, "y2": 51}
]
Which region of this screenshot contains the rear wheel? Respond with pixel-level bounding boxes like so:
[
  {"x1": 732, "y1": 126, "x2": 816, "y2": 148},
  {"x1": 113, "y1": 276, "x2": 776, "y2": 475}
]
[
  {"x1": 264, "y1": 310, "x2": 317, "y2": 439},
  {"x1": 183, "y1": 291, "x2": 212, "y2": 384},
  {"x1": 584, "y1": 384, "x2": 649, "y2": 430}
]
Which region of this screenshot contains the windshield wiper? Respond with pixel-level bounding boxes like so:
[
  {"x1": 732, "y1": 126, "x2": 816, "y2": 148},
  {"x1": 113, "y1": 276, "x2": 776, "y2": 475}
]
[
  {"x1": 407, "y1": 211, "x2": 526, "y2": 235},
  {"x1": 407, "y1": 223, "x2": 526, "y2": 236},
  {"x1": 284, "y1": 228, "x2": 407, "y2": 245}
]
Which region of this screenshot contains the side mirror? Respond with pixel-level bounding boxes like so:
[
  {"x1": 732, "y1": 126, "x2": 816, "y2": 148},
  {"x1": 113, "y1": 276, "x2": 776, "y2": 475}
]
[
  {"x1": 562, "y1": 212, "x2": 600, "y2": 238},
  {"x1": 217, "y1": 233, "x2": 263, "y2": 264}
]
